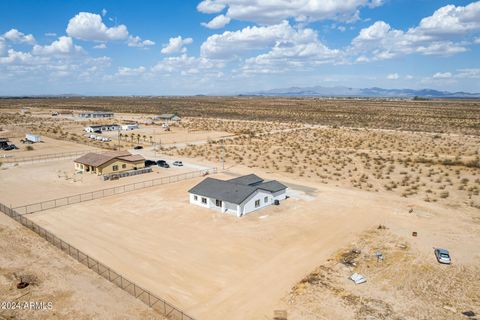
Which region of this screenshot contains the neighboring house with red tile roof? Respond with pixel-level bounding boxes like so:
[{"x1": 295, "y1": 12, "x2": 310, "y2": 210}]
[{"x1": 74, "y1": 150, "x2": 145, "y2": 175}]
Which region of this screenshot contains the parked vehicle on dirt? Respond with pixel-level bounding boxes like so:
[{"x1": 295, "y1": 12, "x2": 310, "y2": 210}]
[
  {"x1": 434, "y1": 248, "x2": 451, "y2": 264},
  {"x1": 157, "y1": 160, "x2": 169, "y2": 168},
  {"x1": 173, "y1": 161, "x2": 183, "y2": 166},
  {"x1": 144, "y1": 160, "x2": 157, "y2": 167},
  {"x1": 2, "y1": 144, "x2": 17, "y2": 151},
  {"x1": 133, "y1": 146, "x2": 143, "y2": 150}
]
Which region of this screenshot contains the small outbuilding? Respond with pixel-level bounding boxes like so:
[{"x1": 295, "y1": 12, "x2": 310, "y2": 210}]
[
  {"x1": 74, "y1": 150, "x2": 145, "y2": 175},
  {"x1": 188, "y1": 174, "x2": 287, "y2": 217},
  {"x1": 154, "y1": 114, "x2": 181, "y2": 122}
]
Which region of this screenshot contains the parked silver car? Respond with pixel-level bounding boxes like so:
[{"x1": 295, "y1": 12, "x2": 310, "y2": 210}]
[{"x1": 434, "y1": 248, "x2": 451, "y2": 264}]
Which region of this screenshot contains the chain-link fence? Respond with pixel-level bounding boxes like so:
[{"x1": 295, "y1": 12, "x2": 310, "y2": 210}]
[
  {"x1": 14, "y1": 168, "x2": 217, "y2": 215},
  {"x1": 0, "y1": 149, "x2": 98, "y2": 164},
  {"x1": 0, "y1": 202, "x2": 196, "y2": 320}
]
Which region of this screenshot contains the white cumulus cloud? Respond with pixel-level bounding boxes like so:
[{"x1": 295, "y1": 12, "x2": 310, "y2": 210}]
[
  {"x1": 2, "y1": 29, "x2": 35, "y2": 44},
  {"x1": 350, "y1": 2, "x2": 480, "y2": 61},
  {"x1": 66, "y1": 12, "x2": 129, "y2": 41},
  {"x1": 201, "y1": 20, "x2": 340, "y2": 71},
  {"x1": 128, "y1": 36, "x2": 155, "y2": 47},
  {"x1": 161, "y1": 36, "x2": 193, "y2": 55},
  {"x1": 201, "y1": 14, "x2": 231, "y2": 29},
  {"x1": 0, "y1": 49, "x2": 36, "y2": 65},
  {"x1": 196, "y1": 0, "x2": 384, "y2": 24},
  {"x1": 32, "y1": 36, "x2": 83, "y2": 56}
]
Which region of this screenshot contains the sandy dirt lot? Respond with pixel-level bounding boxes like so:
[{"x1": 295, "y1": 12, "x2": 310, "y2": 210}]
[
  {"x1": 284, "y1": 227, "x2": 480, "y2": 320},
  {"x1": 0, "y1": 213, "x2": 165, "y2": 320},
  {"x1": 0, "y1": 136, "x2": 97, "y2": 159},
  {"x1": 23, "y1": 168, "x2": 479, "y2": 320},
  {"x1": 0, "y1": 158, "x2": 197, "y2": 207}
]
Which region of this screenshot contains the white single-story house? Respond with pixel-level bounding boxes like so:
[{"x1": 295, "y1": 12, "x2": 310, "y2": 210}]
[
  {"x1": 84, "y1": 124, "x2": 120, "y2": 133},
  {"x1": 188, "y1": 174, "x2": 287, "y2": 217},
  {"x1": 79, "y1": 111, "x2": 114, "y2": 118},
  {"x1": 153, "y1": 114, "x2": 181, "y2": 122},
  {"x1": 121, "y1": 123, "x2": 139, "y2": 131}
]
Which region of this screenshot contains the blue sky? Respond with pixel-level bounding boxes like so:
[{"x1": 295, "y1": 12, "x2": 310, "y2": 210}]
[{"x1": 0, "y1": 0, "x2": 479, "y2": 95}]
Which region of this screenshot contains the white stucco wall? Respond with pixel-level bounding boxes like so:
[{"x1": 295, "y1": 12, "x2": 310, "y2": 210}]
[
  {"x1": 224, "y1": 201, "x2": 239, "y2": 215},
  {"x1": 240, "y1": 189, "x2": 273, "y2": 216},
  {"x1": 189, "y1": 187, "x2": 287, "y2": 217},
  {"x1": 189, "y1": 193, "x2": 210, "y2": 209},
  {"x1": 272, "y1": 189, "x2": 287, "y2": 201}
]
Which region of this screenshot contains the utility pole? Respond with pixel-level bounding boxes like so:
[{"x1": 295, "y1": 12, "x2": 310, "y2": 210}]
[
  {"x1": 117, "y1": 127, "x2": 121, "y2": 149},
  {"x1": 221, "y1": 139, "x2": 225, "y2": 171}
]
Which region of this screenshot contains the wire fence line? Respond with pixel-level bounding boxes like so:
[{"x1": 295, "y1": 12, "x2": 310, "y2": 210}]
[
  {"x1": 0, "y1": 149, "x2": 99, "y2": 164},
  {"x1": 0, "y1": 202, "x2": 196, "y2": 320},
  {"x1": 14, "y1": 168, "x2": 218, "y2": 215}
]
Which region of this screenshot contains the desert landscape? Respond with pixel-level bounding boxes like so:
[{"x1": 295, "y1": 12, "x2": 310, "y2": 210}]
[{"x1": 0, "y1": 97, "x2": 479, "y2": 320}]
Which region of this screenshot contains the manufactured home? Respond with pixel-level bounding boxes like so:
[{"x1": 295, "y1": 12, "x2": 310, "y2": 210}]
[
  {"x1": 79, "y1": 111, "x2": 114, "y2": 118},
  {"x1": 121, "y1": 123, "x2": 139, "y2": 131},
  {"x1": 188, "y1": 174, "x2": 287, "y2": 217},
  {"x1": 84, "y1": 124, "x2": 120, "y2": 133}
]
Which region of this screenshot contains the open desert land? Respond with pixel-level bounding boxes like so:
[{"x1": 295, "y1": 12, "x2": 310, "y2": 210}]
[
  {"x1": 20, "y1": 168, "x2": 480, "y2": 320},
  {"x1": 0, "y1": 97, "x2": 479, "y2": 320},
  {"x1": 0, "y1": 212, "x2": 165, "y2": 320},
  {"x1": 1, "y1": 108, "x2": 235, "y2": 150}
]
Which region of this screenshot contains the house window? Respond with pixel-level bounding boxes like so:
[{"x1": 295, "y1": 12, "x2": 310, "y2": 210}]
[
  {"x1": 215, "y1": 199, "x2": 222, "y2": 207},
  {"x1": 194, "y1": 195, "x2": 198, "y2": 201},
  {"x1": 264, "y1": 196, "x2": 268, "y2": 203},
  {"x1": 255, "y1": 200, "x2": 260, "y2": 207},
  {"x1": 122, "y1": 164, "x2": 126, "y2": 169},
  {"x1": 201, "y1": 197, "x2": 207, "y2": 204},
  {"x1": 112, "y1": 165, "x2": 118, "y2": 171}
]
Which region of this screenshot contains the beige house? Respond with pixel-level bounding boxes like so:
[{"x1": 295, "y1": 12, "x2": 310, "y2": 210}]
[{"x1": 74, "y1": 150, "x2": 145, "y2": 175}]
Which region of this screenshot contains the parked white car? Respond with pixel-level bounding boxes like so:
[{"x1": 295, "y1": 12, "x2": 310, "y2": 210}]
[{"x1": 434, "y1": 248, "x2": 451, "y2": 264}]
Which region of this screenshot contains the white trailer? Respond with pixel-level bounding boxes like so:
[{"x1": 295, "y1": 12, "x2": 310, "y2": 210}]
[{"x1": 25, "y1": 133, "x2": 41, "y2": 143}]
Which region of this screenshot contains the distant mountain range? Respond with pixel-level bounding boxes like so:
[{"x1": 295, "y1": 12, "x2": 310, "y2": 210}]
[{"x1": 240, "y1": 86, "x2": 480, "y2": 98}]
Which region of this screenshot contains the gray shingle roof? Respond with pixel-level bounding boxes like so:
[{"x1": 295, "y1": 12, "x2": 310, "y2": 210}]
[
  {"x1": 189, "y1": 175, "x2": 287, "y2": 205},
  {"x1": 189, "y1": 178, "x2": 256, "y2": 204},
  {"x1": 227, "y1": 174, "x2": 264, "y2": 186},
  {"x1": 257, "y1": 180, "x2": 288, "y2": 193}
]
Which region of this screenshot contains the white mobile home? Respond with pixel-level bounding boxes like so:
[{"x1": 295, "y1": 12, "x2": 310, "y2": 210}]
[
  {"x1": 121, "y1": 123, "x2": 139, "y2": 131},
  {"x1": 84, "y1": 124, "x2": 120, "y2": 133},
  {"x1": 79, "y1": 111, "x2": 114, "y2": 119},
  {"x1": 188, "y1": 174, "x2": 287, "y2": 217}
]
